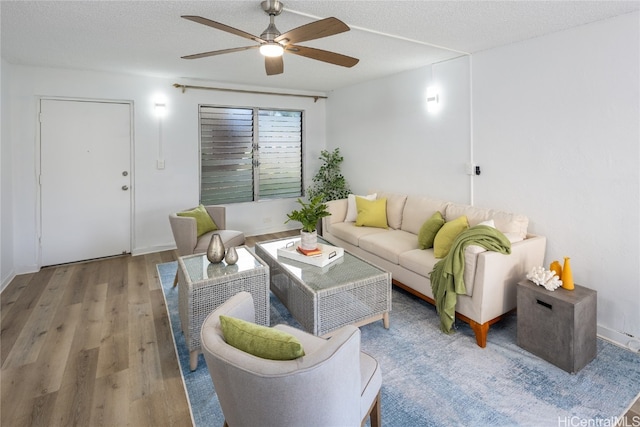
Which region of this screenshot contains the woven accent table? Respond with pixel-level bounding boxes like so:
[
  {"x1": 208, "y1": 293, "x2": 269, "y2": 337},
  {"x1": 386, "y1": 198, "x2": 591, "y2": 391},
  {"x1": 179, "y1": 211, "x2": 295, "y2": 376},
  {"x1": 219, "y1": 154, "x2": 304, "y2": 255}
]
[
  {"x1": 178, "y1": 246, "x2": 269, "y2": 370},
  {"x1": 255, "y1": 237, "x2": 391, "y2": 337}
]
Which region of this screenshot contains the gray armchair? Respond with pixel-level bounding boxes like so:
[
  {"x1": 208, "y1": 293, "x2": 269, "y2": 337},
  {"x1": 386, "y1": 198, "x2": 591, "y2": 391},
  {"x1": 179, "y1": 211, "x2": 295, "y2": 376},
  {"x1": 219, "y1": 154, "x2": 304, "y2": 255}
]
[
  {"x1": 169, "y1": 205, "x2": 245, "y2": 286},
  {"x1": 200, "y1": 291, "x2": 382, "y2": 427}
]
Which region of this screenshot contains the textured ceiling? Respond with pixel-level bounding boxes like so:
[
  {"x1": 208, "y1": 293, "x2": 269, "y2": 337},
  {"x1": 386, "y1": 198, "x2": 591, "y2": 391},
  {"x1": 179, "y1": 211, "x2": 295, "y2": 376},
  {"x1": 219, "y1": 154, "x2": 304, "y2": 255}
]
[{"x1": 2, "y1": 1, "x2": 639, "y2": 92}]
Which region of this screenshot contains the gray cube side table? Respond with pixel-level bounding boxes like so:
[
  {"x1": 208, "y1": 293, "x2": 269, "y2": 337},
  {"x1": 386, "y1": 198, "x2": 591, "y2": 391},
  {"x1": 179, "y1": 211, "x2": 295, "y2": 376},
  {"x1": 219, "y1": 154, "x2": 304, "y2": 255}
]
[{"x1": 516, "y1": 280, "x2": 597, "y2": 373}]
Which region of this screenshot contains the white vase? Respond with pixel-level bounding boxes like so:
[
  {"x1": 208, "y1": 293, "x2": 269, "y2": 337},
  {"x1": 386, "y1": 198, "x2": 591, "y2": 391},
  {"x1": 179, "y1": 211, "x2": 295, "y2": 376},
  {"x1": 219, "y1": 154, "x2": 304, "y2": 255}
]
[{"x1": 300, "y1": 230, "x2": 318, "y2": 250}]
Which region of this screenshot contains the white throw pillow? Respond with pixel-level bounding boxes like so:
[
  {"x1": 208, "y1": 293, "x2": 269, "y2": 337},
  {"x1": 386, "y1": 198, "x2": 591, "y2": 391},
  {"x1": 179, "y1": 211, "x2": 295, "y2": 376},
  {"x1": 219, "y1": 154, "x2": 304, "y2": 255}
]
[
  {"x1": 346, "y1": 193, "x2": 376, "y2": 222},
  {"x1": 478, "y1": 219, "x2": 495, "y2": 228}
]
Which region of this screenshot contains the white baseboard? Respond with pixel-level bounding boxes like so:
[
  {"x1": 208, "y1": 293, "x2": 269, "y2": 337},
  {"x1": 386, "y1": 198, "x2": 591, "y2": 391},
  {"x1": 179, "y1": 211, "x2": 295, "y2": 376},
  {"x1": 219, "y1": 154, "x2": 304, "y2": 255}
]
[
  {"x1": 598, "y1": 324, "x2": 640, "y2": 352},
  {"x1": 132, "y1": 243, "x2": 176, "y2": 256},
  {"x1": 0, "y1": 271, "x2": 16, "y2": 294}
]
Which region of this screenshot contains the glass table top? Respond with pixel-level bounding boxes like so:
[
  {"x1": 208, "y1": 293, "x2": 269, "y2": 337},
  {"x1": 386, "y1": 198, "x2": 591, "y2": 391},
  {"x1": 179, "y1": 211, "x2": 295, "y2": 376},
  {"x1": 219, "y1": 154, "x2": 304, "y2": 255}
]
[
  {"x1": 256, "y1": 237, "x2": 386, "y2": 292},
  {"x1": 180, "y1": 247, "x2": 263, "y2": 282}
]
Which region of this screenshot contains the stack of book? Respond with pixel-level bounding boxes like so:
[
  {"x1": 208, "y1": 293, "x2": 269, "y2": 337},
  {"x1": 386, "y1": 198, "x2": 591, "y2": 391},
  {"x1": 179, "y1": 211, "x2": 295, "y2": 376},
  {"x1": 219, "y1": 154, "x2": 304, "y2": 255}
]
[{"x1": 296, "y1": 246, "x2": 322, "y2": 257}]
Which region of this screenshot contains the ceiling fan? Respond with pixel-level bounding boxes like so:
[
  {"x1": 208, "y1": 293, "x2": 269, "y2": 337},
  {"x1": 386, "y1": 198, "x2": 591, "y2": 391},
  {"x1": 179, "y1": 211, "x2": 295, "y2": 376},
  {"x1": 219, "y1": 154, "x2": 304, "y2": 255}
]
[{"x1": 181, "y1": 0, "x2": 359, "y2": 76}]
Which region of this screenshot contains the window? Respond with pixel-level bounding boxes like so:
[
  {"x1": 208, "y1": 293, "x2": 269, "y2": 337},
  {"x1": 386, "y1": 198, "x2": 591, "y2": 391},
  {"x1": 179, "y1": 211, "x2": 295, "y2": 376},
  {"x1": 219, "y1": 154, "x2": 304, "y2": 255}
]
[{"x1": 199, "y1": 106, "x2": 303, "y2": 204}]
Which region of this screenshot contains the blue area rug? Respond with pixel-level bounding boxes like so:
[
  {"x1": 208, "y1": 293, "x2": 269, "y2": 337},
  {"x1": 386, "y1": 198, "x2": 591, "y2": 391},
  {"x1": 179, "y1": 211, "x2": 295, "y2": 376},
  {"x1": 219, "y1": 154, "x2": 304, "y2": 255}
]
[{"x1": 157, "y1": 261, "x2": 640, "y2": 427}]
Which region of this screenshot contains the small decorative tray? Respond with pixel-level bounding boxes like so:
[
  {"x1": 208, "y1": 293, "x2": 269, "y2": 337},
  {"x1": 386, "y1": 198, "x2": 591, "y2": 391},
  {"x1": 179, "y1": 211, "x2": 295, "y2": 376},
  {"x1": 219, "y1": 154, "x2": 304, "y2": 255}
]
[{"x1": 277, "y1": 240, "x2": 344, "y2": 267}]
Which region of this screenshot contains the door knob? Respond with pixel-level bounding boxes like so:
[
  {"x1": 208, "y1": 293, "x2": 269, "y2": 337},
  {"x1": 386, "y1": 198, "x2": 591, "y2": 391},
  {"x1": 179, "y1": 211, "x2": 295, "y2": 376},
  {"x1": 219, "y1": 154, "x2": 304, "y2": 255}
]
[
  {"x1": 122, "y1": 171, "x2": 128, "y2": 176},
  {"x1": 122, "y1": 185, "x2": 129, "y2": 191}
]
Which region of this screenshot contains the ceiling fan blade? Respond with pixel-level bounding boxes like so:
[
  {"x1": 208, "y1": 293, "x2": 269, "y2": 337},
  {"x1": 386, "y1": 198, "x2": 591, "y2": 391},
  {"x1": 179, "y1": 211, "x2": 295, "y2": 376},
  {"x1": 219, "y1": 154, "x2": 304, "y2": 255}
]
[
  {"x1": 182, "y1": 15, "x2": 265, "y2": 43},
  {"x1": 285, "y1": 45, "x2": 359, "y2": 68},
  {"x1": 275, "y1": 17, "x2": 349, "y2": 45},
  {"x1": 265, "y1": 56, "x2": 284, "y2": 75},
  {"x1": 182, "y1": 45, "x2": 259, "y2": 60}
]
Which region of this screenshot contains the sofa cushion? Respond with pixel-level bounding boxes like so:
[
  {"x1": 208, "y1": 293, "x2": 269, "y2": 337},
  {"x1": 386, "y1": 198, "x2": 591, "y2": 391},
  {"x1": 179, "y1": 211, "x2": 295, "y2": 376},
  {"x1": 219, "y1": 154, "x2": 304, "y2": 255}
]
[
  {"x1": 346, "y1": 193, "x2": 376, "y2": 222},
  {"x1": 376, "y1": 192, "x2": 407, "y2": 229},
  {"x1": 356, "y1": 197, "x2": 388, "y2": 229},
  {"x1": 445, "y1": 203, "x2": 528, "y2": 240},
  {"x1": 434, "y1": 215, "x2": 469, "y2": 258},
  {"x1": 359, "y1": 230, "x2": 419, "y2": 265},
  {"x1": 328, "y1": 222, "x2": 388, "y2": 246},
  {"x1": 418, "y1": 211, "x2": 445, "y2": 249},
  {"x1": 399, "y1": 249, "x2": 439, "y2": 280},
  {"x1": 399, "y1": 247, "x2": 480, "y2": 297},
  {"x1": 401, "y1": 196, "x2": 451, "y2": 235}
]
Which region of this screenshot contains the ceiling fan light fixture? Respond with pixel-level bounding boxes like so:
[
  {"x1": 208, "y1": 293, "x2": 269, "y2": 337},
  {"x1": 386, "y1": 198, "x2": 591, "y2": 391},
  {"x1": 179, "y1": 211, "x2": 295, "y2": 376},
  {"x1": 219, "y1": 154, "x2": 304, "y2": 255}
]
[{"x1": 260, "y1": 42, "x2": 284, "y2": 57}]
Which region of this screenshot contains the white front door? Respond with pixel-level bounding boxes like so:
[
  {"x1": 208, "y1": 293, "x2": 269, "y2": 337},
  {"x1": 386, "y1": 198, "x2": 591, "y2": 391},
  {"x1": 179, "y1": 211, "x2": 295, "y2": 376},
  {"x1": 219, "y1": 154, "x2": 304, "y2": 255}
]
[{"x1": 40, "y1": 99, "x2": 132, "y2": 266}]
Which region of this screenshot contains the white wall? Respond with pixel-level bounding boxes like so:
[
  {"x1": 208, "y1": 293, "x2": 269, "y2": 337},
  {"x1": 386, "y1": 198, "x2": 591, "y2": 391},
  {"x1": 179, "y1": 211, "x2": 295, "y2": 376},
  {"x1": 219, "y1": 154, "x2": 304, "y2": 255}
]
[
  {"x1": 2, "y1": 65, "x2": 327, "y2": 276},
  {"x1": 1, "y1": 58, "x2": 15, "y2": 289},
  {"x1": 327, "y1": 55, "x2": 471, "y2": 203},
  {"x1": 472, "y1": 12, "x2": 639, "y2": 344},
  {"x1": 327, "y1": 13, "x2": 640, "y2": 347}
]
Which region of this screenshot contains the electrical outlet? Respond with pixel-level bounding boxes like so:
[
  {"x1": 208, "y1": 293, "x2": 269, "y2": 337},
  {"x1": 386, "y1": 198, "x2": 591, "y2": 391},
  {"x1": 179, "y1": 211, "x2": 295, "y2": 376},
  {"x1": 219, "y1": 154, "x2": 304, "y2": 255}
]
[{"x1": 157, "y1": 159, "x2": 165, "y2": 170}]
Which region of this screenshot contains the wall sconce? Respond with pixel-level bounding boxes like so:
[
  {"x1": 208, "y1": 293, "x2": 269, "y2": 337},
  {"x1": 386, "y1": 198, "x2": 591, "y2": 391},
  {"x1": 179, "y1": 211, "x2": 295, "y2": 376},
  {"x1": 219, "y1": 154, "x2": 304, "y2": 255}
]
[
  {"x1": 426, "y1": 86, "x2": 440, "y2": 113},
  {"x1": 154, "y1": 102, "x2": 167, "y2": 117}
]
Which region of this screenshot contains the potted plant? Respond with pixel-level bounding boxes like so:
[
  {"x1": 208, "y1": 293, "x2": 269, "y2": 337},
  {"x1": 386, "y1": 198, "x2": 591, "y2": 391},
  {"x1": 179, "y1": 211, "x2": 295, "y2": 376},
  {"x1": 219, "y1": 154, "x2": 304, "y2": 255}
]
[
  {"x1": 307, "y1": 148, "x2": 351, "y2": 203},
  {"x1": 285, "y1": 195, "x2": 330, "y2": 250}
]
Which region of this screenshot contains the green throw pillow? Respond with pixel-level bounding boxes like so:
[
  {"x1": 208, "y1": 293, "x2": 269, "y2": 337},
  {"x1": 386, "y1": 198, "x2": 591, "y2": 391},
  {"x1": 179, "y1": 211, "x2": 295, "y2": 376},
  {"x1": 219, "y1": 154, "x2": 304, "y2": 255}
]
[
  {"x1": 433, "y1": 215, "x2": 469, "y2": 258},
  {"x1": 177, "y1": 205, "x2": 218, "y2": 237},
  {"x1": 355, "y1": 197, "x2": 388, "y2": 229},
  {"x1": 418, "y1": 211, "x2": 445, "y2": 249},
  {"x1": 219, "y1": 315, "x2": 305, "y2": 360}
]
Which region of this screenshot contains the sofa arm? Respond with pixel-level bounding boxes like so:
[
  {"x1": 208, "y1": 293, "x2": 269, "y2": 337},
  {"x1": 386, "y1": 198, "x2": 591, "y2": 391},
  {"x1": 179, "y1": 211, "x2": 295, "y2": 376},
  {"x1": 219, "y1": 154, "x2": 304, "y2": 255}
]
[
  {"x1": 322, "y1": 199, "x2": 348, "y2": 235},
  {"x1": 464, "y1": 234, "x2": 547, "y2": 324}
]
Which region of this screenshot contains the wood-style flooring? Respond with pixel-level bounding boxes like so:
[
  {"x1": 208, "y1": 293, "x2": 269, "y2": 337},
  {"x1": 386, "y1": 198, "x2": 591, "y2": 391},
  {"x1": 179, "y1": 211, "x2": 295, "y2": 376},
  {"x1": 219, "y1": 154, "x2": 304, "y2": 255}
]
[
  {"x1": 2, "y1": 229, "x2": 638, "y2": 426},
  {"x1": 0, "y1": 230, "x2": 297, "y2": 427}
]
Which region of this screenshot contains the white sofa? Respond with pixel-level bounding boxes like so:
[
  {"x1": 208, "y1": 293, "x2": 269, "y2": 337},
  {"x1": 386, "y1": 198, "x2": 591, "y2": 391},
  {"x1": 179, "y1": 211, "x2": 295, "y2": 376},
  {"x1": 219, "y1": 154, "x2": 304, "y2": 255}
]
[{"x1": 321, "y1": 191, "x2": 547, "y2": 347}]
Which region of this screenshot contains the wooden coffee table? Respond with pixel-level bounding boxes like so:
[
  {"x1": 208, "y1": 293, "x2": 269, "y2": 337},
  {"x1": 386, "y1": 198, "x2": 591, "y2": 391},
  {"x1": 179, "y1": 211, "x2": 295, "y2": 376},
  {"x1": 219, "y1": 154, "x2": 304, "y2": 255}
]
[{"x1": 255, "y1": 236, "x2": 391, "y2": 337}]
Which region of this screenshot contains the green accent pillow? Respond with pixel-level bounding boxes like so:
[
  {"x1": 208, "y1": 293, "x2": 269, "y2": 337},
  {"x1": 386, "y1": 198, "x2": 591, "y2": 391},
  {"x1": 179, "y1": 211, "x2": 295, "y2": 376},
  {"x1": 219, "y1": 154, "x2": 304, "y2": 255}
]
[
  {"x1": 418, "y1": 211, "x2": 445, "y2": 249},
  {"x1": 177, "y1": 205, "x2": 218, "y2": 237},
  {"x1": 219, "y1": 315, "x2": 305, "y2": 360},
  {"x1": 433, "y1": 215, "x2": 469, "y2": 258},
  {"x1": 355, "y1": 197, "x2": 388, "y2": 229}
]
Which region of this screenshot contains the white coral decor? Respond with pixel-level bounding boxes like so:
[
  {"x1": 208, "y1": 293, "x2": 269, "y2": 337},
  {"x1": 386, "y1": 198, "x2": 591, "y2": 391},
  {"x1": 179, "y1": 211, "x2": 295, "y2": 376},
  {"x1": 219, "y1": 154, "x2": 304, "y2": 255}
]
[{"x1": 526, "y1": 266, "x2": 563, "y2": 291}]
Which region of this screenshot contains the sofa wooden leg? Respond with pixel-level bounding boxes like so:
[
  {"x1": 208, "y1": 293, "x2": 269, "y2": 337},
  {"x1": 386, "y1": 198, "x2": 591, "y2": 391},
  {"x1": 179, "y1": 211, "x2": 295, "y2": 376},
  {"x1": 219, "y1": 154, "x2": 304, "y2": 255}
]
[
  {"x1": 469, "y1": 320, "x2": 489, "y2": 348},
  {"x1": 173, "y1": 270, "x2": 179, "y2": 287}
]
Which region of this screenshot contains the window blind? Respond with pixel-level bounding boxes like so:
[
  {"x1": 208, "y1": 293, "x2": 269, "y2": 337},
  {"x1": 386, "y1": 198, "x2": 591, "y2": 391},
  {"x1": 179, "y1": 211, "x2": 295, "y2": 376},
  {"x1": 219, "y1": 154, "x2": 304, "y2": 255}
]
[
  {"x1": 258, "y1": 110, "x2": 302, "y2": 200},
  {"x1": 199, "y1": 106, "x2": 302, "y2": 204}
]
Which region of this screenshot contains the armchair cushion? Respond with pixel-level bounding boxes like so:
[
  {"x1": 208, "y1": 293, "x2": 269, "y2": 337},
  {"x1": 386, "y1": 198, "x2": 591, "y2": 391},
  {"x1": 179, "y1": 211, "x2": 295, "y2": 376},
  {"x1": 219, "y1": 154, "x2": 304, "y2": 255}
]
[
  {"x1": 177, "y1": 204, "x2": 217, "y2": 237},
  {"x1": 219, "y1": 315, "x2": 305, "y2": 360}
]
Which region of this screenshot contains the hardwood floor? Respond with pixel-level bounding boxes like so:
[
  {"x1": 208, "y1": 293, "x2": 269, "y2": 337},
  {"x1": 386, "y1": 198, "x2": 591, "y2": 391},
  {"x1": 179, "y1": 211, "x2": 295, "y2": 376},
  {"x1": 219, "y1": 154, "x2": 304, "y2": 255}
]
[
  {"x1": 0, "y1": 230, "x2": 298, "y2": 427},
  {"x1": 2, "y1": 228, "x2": 638, "y2": 426}
]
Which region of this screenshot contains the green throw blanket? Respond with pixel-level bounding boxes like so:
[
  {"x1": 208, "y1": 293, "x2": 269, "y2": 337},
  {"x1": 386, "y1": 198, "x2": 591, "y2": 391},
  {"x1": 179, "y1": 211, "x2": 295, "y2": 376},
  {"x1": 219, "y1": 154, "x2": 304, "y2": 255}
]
[{"x1": 430, "y1": 225, "x2": 512, "y2": 334}]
